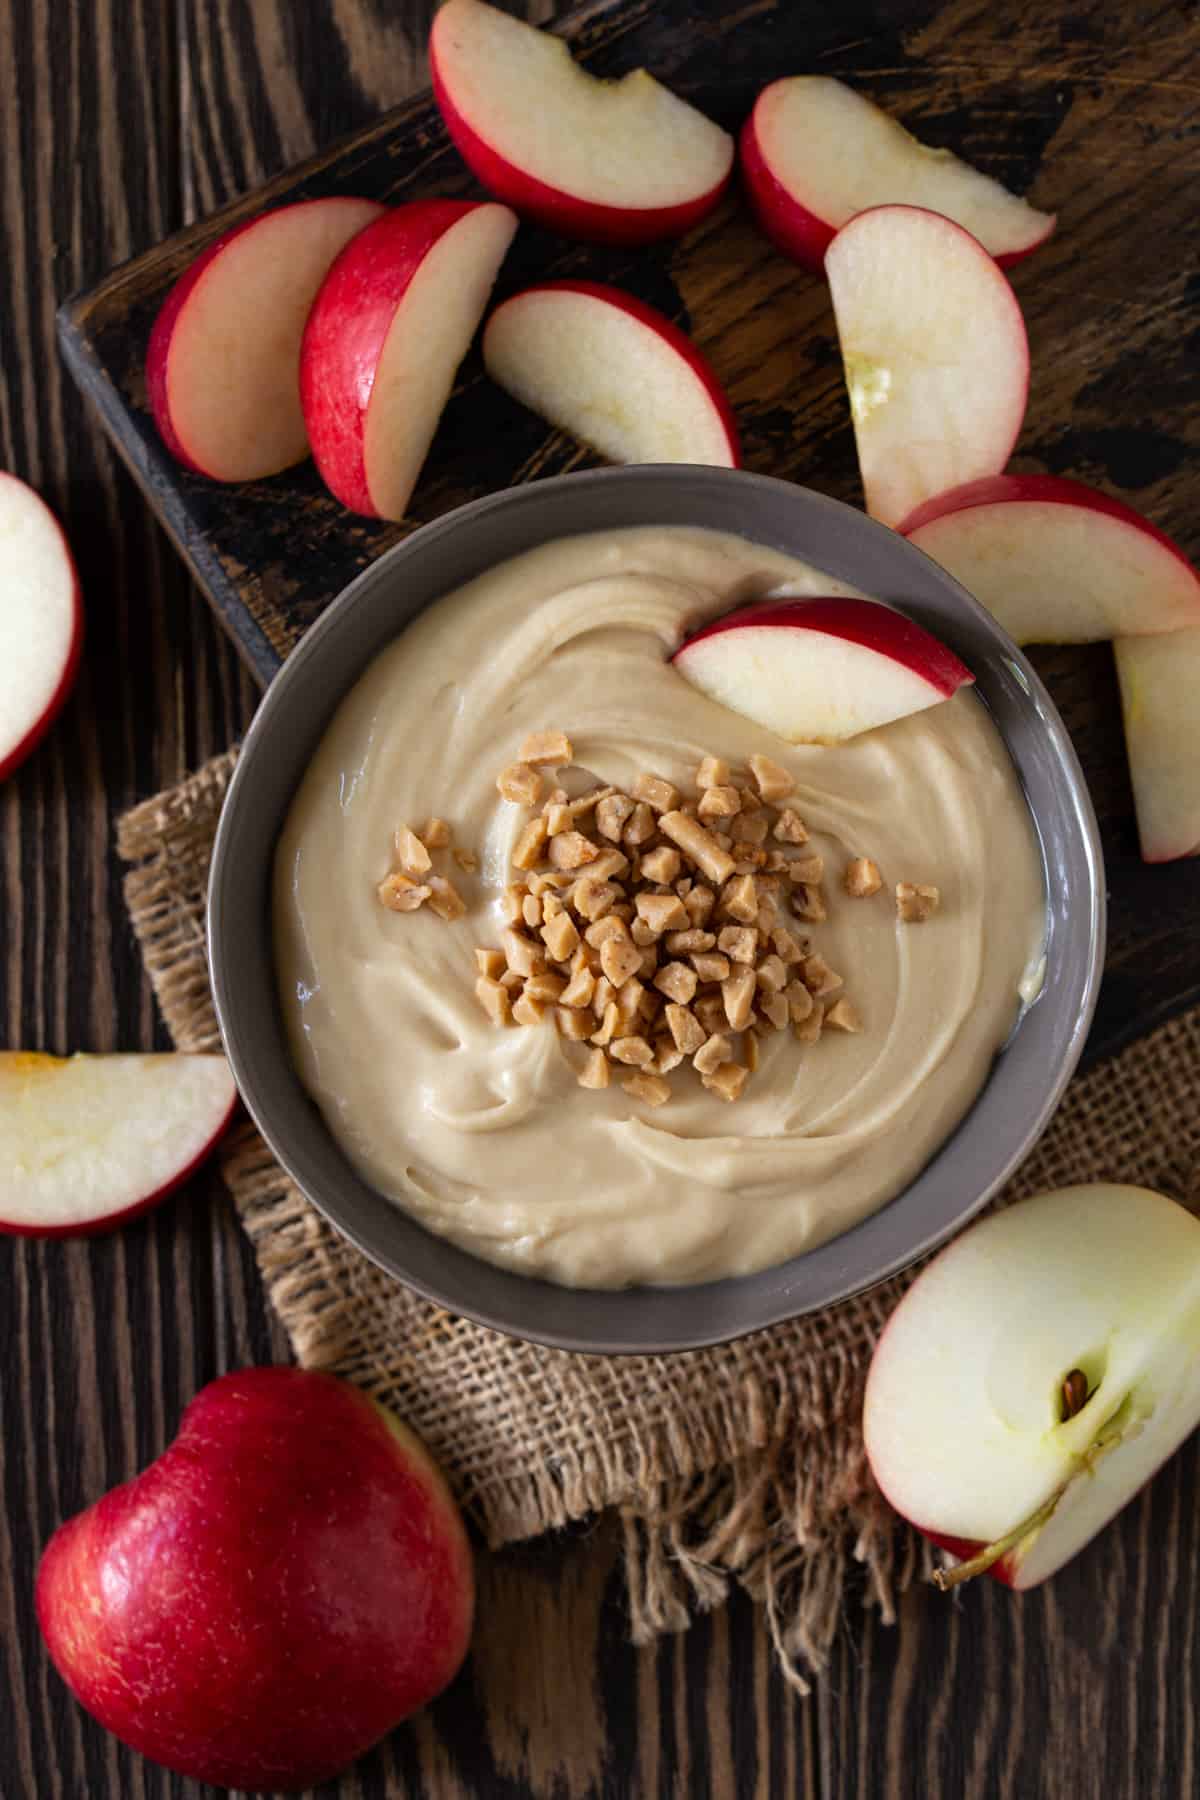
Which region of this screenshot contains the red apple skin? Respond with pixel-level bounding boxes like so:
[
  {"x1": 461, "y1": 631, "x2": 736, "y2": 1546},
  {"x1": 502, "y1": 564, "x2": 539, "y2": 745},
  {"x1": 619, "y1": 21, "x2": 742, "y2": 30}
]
[
  {"x1": 300, "y1": 199, "x2": 498, "y2": 515},
  {"x1": 146, "y1": 231, "x2": 236, "y2": 477},
  {"x1": 738, "y1": 106, "x2": 840, "y2": 274},
  {"x1": 0, "y1": 1082, "x2": 238, "y2": 1239},
  {"x1": 739, "y1": 93, "x2": 1054, "y2": 276},
  {"x1": 673, "y1": 597, "x2": 973, "y2": 694},
  {"x1": 36, "y1": 1366, "x2": 474, "y2": 1791},
  {"x1": 0, "y1": 476, "x2": 83, "y2": 784},
  {"x1": 500, "y1": 278, "x2": 742, "y2": 466},
  {"x1": 897, "y1": 473, "x2": 1200, "y2": 583},
  {"x1": 429, "y1": 30, "x2": 728, "y2": 244}
]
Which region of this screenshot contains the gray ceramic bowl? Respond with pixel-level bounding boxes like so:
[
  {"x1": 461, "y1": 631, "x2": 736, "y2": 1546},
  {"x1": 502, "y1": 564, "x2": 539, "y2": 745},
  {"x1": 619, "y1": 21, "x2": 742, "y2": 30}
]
[{"x1": 208, "y1": 467, "x2": 1104, "y2": 1354}]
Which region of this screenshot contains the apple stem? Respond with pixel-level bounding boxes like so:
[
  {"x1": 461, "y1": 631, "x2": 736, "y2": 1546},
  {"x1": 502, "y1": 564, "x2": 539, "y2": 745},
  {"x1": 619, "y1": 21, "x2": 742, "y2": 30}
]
[
  {"x1": 1061, "y1": 1368, "x2": 1090, "y2": 1420},
  {"x1": 931, "y1": 1488, "x2": 1065, "y2": 1592}
]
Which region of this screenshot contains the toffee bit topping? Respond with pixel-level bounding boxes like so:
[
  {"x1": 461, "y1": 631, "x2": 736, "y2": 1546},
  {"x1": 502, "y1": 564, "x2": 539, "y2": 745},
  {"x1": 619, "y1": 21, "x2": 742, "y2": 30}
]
[
  {"x1": 703, "y1": 1061, "x2": 750, "y2": 1103},
  {"x1": 380, "y1": 728, "x2": 913, "y2": 1105},
  {"x1": 748, "y1": 754, "x2": 794, "y2": 804},
  {"x1": 659, "y1": 811, "x2": 735, "y2": 886},
  {"x1": 395, "y1": 826, "x2": 433, "y2": 875},
  {"x1": 519, "y1": 730, "x2": 573, "y2": 766},
  {"x1": 497, "y1": 762, "x2": 543, "y2": 806},
  {"x1": 548, "y1": 830, "x2": 599, "y2": 872},
  {"x1": 896, "y1": 882, "x2": 941, "y2": 923},
  {"x1": 578, "y1": 1047, "x2": 611, "y2": 1089},
  {"x1": 844, "y1": 857, "x2": 883, "y2": 898},
  {"x1": 825, "y1": 997, "x2": 863, "y2": 1033},
  {"x1": 773, "y1": 807, "x2": 809, "y2": 846},
  {"x1": 632, "y1": 772, "x2": 680, "y2": 814},
  {"x1": 475, "y1": 976, "x2": 512, "y2": 1025},
  {"x1": 695, "y1": 754, "x2": 731, "y2": 789},
  {"x1": 378, "y1": 872, "x2": 431, "y2": 913}
]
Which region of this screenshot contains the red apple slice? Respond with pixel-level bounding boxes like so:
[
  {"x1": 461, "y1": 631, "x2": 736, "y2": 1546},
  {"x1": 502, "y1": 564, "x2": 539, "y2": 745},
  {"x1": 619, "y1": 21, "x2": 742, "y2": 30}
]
[
  {"x1": 671, "y1": 598, "x2": 973, "y2": 742},
  {"x1": 0, "y1": 1052, "x2": 238, "y2": 1236},
  {"x1": 482, "y1": 281, "x2": 740, "y2": 468},
  {"x1": 300, "y1": 200, "x2": 517, "y2": 520},
  {"x1": 899, "y1": 475, "x2": 1200, "y2": 644},
  {"x1": 1114, "y1": 627, "x2": 1200, "y2": 862},
  {"x1": 147, "y1": 197, "x2": 385, "y2": 481},
  {"x1": 824, "y1": 206, "x2": 1029, "y2": 528},
  {"x1": 0, "y1": 475, "x2": 82, "y2": 781},
  {"x1": 429, "y1": 0, "x2": 733, "y2": 245},
  {"x1": 864, "y1": 1185, "x2": 1200, "y2": 1591},
  {"x1": 740, "y1": 78, "x2": 1055, "y2": 274}
]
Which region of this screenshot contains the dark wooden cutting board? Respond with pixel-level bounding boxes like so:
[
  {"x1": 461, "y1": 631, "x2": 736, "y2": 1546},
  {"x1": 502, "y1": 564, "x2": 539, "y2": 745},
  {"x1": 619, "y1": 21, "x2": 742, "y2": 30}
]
[{"x1": 56, "y1": 0, "x2": 1199, "y2": 1065}]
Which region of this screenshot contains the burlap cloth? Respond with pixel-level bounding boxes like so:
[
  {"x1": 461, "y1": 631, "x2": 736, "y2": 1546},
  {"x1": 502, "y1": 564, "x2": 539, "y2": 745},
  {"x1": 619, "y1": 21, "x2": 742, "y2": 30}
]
[{"x1": 118, "y1": 747, "x2": 1200, "y2": 1689}]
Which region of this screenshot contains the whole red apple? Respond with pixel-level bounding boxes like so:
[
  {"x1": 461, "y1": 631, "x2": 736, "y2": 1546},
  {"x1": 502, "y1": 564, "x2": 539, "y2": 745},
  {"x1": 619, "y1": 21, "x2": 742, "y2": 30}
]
[{"x1": 36, "y1": 1366, "x2": 474, "y2": 1791}]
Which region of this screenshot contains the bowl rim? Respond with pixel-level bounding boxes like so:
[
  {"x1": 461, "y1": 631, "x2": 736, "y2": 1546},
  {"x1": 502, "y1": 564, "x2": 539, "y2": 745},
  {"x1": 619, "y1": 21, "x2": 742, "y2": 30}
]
[{"x1": 208, "y1": 465, "x2": 1105, "y2": 1354}]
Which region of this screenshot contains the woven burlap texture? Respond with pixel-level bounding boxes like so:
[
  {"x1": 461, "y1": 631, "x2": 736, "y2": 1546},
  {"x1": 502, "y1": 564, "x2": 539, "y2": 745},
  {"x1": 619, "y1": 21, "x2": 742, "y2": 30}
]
[{"x1": 118, "y1": 747, "x2": 1200, "y2": 1690}]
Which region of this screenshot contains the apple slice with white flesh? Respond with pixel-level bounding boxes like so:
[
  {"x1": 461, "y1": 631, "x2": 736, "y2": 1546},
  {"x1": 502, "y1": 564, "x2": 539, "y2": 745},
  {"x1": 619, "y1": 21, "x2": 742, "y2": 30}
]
[
  {"x1": 899, "y1": 475, "x2": 1200, "y2": 644},
  {"x1": 672, "y1": 598, "x2": 972, "y2": 743},
  {"x1": 300, "y1": 200, "x2": 517, "y2": 520},
  {"x1": 740, "y1": 78, "x2": 1055, "y2": 274},
  {"x1": 0, "y1": 475, "x2": 82, "y2": 782},
  {"x1": 147, "y1": 197, "x2": 385, "y2": 481},
  {"x1": 482, "y1": 281, "x2": 740, "y2": 468},
  {"x1": 864, "y1": 1184, "x2": 1200, "y2": 1591},
  {"x1": 429, "y1": 0, "x2": 733, "y2": 245},
  {"x1": 1114, "y1": 627, "x2": 1200, "y2": 862},
  {"x1": 0, "y1": 1053, "x2": 238, "y2": 1236},
  {"x1": 824, "y1": 206, "x2": 1029, "y2": 529}
]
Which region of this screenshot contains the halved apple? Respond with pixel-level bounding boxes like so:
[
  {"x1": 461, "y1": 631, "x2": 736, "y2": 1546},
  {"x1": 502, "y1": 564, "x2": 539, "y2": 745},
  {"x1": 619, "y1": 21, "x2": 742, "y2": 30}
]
[
  {"x1": 899, "y1": 475, "x2": 1200, "y2": 643},
  {"x1": 825, "y1": 205, "x2": 1029, "y2": 528},
  {"x1": 864, "y1": 1184, "x2": 1200, "y2": 1590},
  {"x1": 0, "y1": 1053, "x2": 238, "y2": 1236},
  {"x1": 147, "y1": 197, "x2": 385, "y2": 481},
  {"x1": 740, "y1": 78, "x2": 1055, "y2": 273},
  {"x1": 483, "y1": 280, "x2": 740, "y2": 469},
  {"x1": 1115, "y1": 627, "x2": 1200, "y2": 862},
  {"x1": 300, "y1": 200, "x2": 517, "y2": 520},
  {"x1": 671, "y1": 598, "x2": 973, "y2": 742},
  {"x1": 0, "y1": 475, "x2": 82, "y2": 782},
  {"x1": 429, "y1": 0, "x2": 733, "y2": 245}
]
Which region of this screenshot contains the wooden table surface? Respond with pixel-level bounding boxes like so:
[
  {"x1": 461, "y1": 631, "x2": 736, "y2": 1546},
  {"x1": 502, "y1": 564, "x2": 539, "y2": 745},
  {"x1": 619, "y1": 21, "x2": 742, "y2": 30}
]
[{"x1": 3, "y1": 1, "x2": 1198, "y2": 1796}]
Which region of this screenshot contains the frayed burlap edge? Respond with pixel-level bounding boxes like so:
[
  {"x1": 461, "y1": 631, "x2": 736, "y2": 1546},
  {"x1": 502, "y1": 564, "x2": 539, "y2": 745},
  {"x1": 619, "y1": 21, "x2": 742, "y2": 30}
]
[{"x1": 117, "y1": 749, "x2": 1200, "y2": 1692}]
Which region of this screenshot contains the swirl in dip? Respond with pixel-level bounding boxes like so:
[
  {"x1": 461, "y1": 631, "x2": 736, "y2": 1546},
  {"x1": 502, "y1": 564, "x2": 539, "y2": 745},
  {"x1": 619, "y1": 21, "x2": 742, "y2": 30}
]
[{"x1": 274, "y1": 527, "x2": 1046, "y2": 1288}]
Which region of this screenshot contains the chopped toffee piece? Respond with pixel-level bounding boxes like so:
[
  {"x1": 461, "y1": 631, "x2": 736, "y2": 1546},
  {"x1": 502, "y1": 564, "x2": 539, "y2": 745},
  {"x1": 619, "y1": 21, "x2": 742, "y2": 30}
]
[
  {"x1": 897, "y1": 882, "x2": 941, "y2": 923},
  {"x1": 703, "y1": 1061, "x2": 749, "y2": 1103},
  {"x1": 844, "y1": 857, "x2": 883, "y2": 898},
  {"x1": 519, "y1": 730, "x2": 573, "y2": 766},
  {"x1": 748, "y1": 754, "x2": 793, "y2": 804},
  {"x1": 632, "y1": 772, "x2": 680, "y2": 813},
  {"x1": 395, "y1": 825, "x2": 433, "y2": 875},
  {"x1": 475, "y1": 976, "x2": 512, "y2": 1025},
  {"x1": 497, "y1": 762, "x2": 543, "y2": 806},
  {"x1": 578, "y1": 1047, "x2": 611, "y2": 1089},
  {"x1": 825, "y1": 997, "x2": 863, "y2": 1033},
  {"x1": 695, "y1": 754, "x2": 731, "y2": 789},
  {"x1": 378, "y1": 872, "x2": 431, "y2": 913}
]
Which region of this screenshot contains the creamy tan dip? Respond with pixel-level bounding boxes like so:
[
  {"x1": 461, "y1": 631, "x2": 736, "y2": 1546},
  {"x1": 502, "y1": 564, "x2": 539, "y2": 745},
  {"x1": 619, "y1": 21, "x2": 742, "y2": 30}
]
[{"x1": 274, "y1": 528, "x2": 1045, "y2": 1288}]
